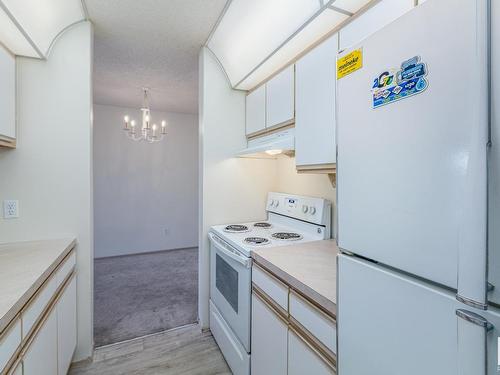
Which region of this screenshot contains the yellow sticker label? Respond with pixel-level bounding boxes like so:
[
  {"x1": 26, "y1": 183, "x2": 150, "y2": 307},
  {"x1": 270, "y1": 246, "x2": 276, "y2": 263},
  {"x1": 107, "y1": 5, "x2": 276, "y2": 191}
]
[{"x1": 337, "y1": 48, "x2": 363, "y2": 79}]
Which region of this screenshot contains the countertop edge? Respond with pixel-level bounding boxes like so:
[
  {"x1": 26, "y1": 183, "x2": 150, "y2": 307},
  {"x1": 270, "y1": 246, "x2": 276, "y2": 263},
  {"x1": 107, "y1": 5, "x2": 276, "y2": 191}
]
[
  {"x1": 252, "y1": 252, "x2": 336, "y2": 316},
  {"x1": 0, "y1": 238, "x2": 77, "y2": 335}
]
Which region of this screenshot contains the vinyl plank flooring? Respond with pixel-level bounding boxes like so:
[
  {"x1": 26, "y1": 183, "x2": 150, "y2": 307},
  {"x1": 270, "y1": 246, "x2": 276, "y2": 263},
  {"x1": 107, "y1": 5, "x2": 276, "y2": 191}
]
[{"x1": 70, "y1": 324, "x2": 232, "y2": 375}]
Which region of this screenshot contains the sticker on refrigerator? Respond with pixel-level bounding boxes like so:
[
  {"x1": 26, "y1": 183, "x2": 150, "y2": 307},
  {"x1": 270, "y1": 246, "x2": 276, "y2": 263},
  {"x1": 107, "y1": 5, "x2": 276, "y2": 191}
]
[
  {"x1": 372, "y1": 56, "x2": 428, "y2": 109},
  {"x1": 337, "y1": 48, "x2": 363, "y2": 79}
]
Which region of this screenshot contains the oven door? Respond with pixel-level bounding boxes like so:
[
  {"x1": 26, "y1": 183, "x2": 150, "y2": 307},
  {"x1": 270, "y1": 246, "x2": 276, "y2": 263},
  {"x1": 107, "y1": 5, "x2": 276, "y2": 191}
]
[{"x1": 209, "y1": 232, "x2": 252, "y2": 352}]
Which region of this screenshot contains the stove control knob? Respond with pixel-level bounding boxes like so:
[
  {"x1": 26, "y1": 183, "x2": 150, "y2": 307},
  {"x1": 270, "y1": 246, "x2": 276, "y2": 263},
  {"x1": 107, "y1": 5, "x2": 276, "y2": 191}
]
[
  {"x1": 274, "y1": 200, "x2": 279, "y2": 207},
  {"x1": 269, "y1": 199, "x2": 274, "y2": 207},
  {"x1": 302, "y1": 205, "x2": 308, "y2": 213},
  {"x1": 309, "y1": 206, "x2": 316, "y2": 215}
]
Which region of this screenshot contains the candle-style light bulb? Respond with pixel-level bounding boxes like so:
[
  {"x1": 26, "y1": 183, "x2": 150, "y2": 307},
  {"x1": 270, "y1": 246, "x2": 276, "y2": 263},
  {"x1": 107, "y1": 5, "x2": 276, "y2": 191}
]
[
  {"x1": 152, "y1": 124, "x2": 158, "y2": 138},
  {"x1": 130, "y1": 120, "x2": 136, "y2": 134},
  {"x1": 161, "y1": 120, "x2": 167, "y2": 134},
  {"x1": 124, "y1": 115, "x2": 130, "y2": 131}
]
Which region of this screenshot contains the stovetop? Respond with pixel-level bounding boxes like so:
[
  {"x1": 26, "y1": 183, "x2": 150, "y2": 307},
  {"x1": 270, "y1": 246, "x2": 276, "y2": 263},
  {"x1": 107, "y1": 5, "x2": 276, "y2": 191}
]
[{"x1": 210, "y1": 219, "x2": 326, "y2": 258}]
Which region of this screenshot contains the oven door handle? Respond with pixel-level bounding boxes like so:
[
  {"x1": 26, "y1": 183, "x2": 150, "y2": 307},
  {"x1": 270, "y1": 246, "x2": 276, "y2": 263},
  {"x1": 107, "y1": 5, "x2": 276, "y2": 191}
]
[{"x1": 209, "y1": 233, "x2": 251, "y2": 268}]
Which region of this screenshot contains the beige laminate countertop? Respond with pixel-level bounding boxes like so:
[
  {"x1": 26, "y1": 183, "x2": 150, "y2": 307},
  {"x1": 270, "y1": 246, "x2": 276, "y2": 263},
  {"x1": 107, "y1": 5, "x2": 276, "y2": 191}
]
[
  {"x1": 252, "y1": 239, "x2": 338, "y2": 315},
  {"x1": 0, "y1": 238, "x2": 76, "y2": 334}
]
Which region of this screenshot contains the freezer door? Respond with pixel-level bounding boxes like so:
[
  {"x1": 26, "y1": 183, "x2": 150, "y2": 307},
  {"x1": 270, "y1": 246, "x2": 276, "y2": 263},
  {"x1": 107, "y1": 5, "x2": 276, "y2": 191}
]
[
  {"x1": 337, "y1": 0, "x2": 488, "y2": 291},
  {"x1": 337, "y1": 254, "x2": 460, "y2": 375},
  {"x1": 489, "y1": 0, "x2": 500, "y2": 306},
  {"x1": 485, "y1": 307, "x2": 500, "y2": 375}
]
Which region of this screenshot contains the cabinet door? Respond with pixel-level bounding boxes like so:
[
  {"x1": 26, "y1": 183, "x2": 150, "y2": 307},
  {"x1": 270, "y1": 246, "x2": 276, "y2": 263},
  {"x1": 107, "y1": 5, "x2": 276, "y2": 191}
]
[
  {"x1": 266, "y1": 65, "x2": 294, "y2": 127},
  {"x1": 23, "y1": 310, "x2": 57, "y2": 375},
  {"x1": 288, "y1": 330, "x2": 334, "y2": 375},
  {"x1": 338, "y1": 0, "x2": 415, "y2": 50},
  {"x1": 295, "y1": 35, "x2": 337, "y2": 167},
  {"x1": 57, "y1": 277, "x2": 77, "y2": 375},
  {"x1": 0, "y1": 45, "x2": 15, "y2": 139},
  {"x1": 9, "y1": 362, "x2": 22, "y2": 375},
  {"x1": 250, "y1": 293, "x2": 287, "y2": 375},
  {"x1": 246, "y1": 85, "x2": 266, "y2": 135}
]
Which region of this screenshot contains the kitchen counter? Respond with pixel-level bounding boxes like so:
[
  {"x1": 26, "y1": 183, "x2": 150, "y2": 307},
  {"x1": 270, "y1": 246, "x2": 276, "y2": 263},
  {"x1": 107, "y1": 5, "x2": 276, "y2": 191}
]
[
  {"x1": 251, "y1": 239, "x2": 337, "y2": 315},
  {"x1": 0, "y1": 238, "x2": 76, "y2": 334}
]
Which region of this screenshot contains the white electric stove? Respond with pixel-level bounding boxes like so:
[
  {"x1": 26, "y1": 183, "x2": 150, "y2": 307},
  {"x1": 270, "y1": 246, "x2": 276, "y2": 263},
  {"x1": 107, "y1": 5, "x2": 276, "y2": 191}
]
[{"x1": 209, "y1": 192, "x2": 331, "y2": 375}]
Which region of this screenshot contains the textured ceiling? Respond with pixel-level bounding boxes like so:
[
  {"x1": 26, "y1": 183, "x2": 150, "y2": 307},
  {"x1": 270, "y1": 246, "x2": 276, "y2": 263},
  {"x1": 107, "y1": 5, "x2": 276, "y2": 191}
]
[{"x1": 85, "y1": 0, "x2": 227, "y2": 114}]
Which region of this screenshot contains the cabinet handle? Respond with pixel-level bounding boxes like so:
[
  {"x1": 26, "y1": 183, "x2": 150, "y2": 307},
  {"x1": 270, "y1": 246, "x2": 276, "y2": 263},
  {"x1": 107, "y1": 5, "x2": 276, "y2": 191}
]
[{"x1": 456, "y1": 309, "x2": 493, "y2": 375}]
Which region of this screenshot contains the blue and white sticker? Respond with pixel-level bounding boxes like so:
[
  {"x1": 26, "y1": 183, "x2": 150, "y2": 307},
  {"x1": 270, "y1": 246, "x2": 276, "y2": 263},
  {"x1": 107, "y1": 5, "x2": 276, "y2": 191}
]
[{"x1": 372, "y1": 56, "x2": 428, "y2": 109}]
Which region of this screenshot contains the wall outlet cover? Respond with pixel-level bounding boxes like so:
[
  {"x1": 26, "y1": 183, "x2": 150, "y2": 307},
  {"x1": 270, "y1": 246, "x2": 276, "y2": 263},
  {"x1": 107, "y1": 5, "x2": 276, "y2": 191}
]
[{"x1": 4, "y1": 200, "x2": 19, "y2": 219}]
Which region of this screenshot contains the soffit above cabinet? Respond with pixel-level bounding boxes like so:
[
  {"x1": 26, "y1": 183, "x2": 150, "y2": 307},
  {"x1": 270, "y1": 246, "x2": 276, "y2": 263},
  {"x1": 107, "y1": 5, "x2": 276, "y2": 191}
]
[
  {"x1": 206, "y1": 0, "x2": 377, "y2": 91},
  {"x1": 0, "y1": 0, "x2": 87, "y2": 59}
]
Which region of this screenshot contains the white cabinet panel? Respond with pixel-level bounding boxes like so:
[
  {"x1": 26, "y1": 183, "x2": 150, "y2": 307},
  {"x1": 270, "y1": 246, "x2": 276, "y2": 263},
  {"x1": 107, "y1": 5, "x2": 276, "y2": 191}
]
[
  {"x1": 252, "y1": 265, "x2": 288, "y2": 311},
  {"x1": 22, "y1": 277, "x2": 57, "y2": 338},
  {"x1": 10, "y1": 362, "x2": 22, "y2": 375},
  {"x1": 251, "y1": 293, "x2": 287, "y2": 375},
  {"x1": 246, "y1": 85, "x2": 266, "y2": 135},
  {"x1": 0, "y1": 319, "x2": 21, "y2": 372},
  {"x1": 57, "y1": 277, "x2": 76, "y2": 375},
  {"x1": 23, "y1": 310, "x2": 57, "y2": 375},
  {"x1": 337, "y1": 255, "x2": 460, "y2": 375},
  {"x1": 0, "y1": 46, "x2": 16, "y2": 139},
  {"x1": 295, "y1": 35, "x2": 337, "y2": 167},
  {"x1": 289, "y1": 292, "x2": 336, "y2": 354},
  {"x1": 339, "y1": 0, "x2": 415, "y2": 50},
  {"x1": 266, "y1": 65, "x2": 294, "y2": 127},
  {"x1": 288, "y1": 330, "x2": 334, "y2": 375}
]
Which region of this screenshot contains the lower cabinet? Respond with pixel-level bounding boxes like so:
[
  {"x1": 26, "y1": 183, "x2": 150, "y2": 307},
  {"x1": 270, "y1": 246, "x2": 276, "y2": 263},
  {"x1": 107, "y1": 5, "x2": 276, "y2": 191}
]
[
  {"x1": 251, "y1": 264, "x2": 336, "y2": 375},
  {"x1": 57, "y1": 277, "x2": 77, "y2": 375},
  {"x1": 288, "y1": 329, "x2": 333, "y2": 375},
  {"x1": 0, "y1": 249, "x2": 77, "y2": 375},
  {"x1": 23, "y1": 311, "x2": 58, "y2": 375},
  {"x1": 251, "y1": 293, "x2": 288, "y2": 375},
  {"x1": 11, "y1": 363, "x2": 22, "y2": 375}
]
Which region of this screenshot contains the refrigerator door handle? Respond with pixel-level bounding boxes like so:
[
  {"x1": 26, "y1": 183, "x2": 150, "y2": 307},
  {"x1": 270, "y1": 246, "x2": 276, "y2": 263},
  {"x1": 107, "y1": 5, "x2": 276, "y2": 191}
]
[{"x1": 456, "y1": 309, "x2": 493, "y2": 375}]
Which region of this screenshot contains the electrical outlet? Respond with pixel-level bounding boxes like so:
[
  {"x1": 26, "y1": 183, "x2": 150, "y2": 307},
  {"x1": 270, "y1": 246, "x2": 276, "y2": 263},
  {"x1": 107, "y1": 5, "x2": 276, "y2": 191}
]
[
  {"x1": 3, "y1": 200, "x2": 19, "y2": 219},
  {"x1": 163, "y1": 228, "x2": 169, "y2": 236}
]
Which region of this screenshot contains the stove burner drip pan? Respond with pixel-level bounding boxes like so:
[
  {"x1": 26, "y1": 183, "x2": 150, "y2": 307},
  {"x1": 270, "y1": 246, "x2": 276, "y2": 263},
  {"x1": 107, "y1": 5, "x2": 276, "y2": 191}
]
[
  {"x1": 244, "y1": 237, "x2": 270, "y2": 246},
  {"x1": 224, "y1": 224, "x2": 250, "y2": 233}
]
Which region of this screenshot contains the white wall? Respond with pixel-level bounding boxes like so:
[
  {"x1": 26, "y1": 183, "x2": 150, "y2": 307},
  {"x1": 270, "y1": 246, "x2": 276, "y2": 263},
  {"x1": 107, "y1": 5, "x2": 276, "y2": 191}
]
[
  {"x1": 198, "y1": 48, "x2": 276, "y2": 327},
  {"x1": 93, "y1": 104, "x2": 198, "y2": 258},
  {"x1": 0, "y1": 22, "x2": 93, "y2": 361}
]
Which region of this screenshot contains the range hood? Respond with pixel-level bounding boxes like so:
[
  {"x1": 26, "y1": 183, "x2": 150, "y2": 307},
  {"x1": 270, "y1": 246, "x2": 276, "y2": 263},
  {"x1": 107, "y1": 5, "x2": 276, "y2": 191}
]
[{"x1": 237, "y1": 128, "x2": 295, "y2": 159}]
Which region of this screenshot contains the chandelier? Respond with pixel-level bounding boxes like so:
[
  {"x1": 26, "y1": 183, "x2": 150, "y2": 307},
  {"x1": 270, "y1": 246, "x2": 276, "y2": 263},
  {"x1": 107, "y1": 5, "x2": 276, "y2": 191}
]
[{"x1": 122, "y1": 88, "x2": 167, "y2": 143}]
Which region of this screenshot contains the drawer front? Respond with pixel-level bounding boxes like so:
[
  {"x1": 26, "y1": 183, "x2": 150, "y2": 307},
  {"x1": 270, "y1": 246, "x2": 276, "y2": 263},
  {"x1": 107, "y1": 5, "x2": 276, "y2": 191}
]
[
  {"x1": 290, "y1": 291, "x2": 336, "y2": 353},
  {"x1": 0, "y1": 319, "x2": 21, "y2": 372},
  {"x1": 22, "y1": 277, "x2": 58, "y2": 338},
  {"x1": 252, "y1": 265, "x2": 289, "y2": 310},
  {"x1": 56, "y1": 251, "x2": 76, "y2": 288}
]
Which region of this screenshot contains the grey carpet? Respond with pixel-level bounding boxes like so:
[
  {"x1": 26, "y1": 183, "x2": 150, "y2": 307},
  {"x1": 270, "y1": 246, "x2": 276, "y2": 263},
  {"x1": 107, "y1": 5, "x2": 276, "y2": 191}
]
[{"x1": 94, "y1": 248, "x2": 198, "y2": 347}]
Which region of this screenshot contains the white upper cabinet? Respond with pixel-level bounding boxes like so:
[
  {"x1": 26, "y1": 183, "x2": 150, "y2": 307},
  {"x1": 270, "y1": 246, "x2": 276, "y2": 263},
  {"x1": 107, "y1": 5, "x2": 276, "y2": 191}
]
[
  {"x1": 266, "y1": 65, "x2": 295, "y2": 128},
  {"x1": 339, "y1": 0, "x2": 415, "y2": 50},
  {"x1": 295, "y1": 34, "x2": 337, "y2": 169},
  {"x1": 0, "y1": 46, "x2": 16, "y2": 145},
  {"x1": 245, "y1": 85, "x2": 266, "y2": 135}
]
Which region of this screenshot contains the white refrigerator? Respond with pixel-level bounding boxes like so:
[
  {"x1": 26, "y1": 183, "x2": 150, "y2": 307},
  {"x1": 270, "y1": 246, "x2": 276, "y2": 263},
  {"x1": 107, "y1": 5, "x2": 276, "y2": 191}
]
[{"x1": 336, "y1": 0, "x2": 500, "y2": 374}]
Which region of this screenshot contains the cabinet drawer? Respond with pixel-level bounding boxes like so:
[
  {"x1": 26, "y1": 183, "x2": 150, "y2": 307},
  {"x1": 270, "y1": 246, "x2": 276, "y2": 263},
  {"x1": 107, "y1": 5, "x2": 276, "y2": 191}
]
[
  {"x1": 290, "y1": 291, "x2": 336, "y2": 353},
  {"x1": 22, "y1": 277, "x2": 57, "y2": 339},
  {"x1": 0, "y1": 318, "x2": 21, "y2": 372},
  {"x1": 288, "y1": 329, "x2": 335, "y2": 375},
  {"x1": 252, "y1": 265, "x2": 289, "y2": 310},
  {"x1": 56, "y1": 251, "x2": 76, "y2": 288}
]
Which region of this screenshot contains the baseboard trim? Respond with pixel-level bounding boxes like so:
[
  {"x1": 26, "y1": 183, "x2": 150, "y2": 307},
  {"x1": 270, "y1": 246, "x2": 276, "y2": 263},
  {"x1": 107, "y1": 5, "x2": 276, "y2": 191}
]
[{"x1": 94, "y1": 246, "x2": 198, "y2": 260}]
